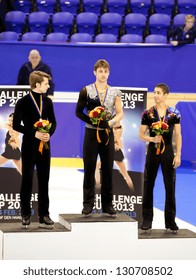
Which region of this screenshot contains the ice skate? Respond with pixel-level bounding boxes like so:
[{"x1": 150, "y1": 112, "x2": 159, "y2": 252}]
[
  {"x1": 39, "y1": 216, "x2": 54, "y2": 229},
  {"x1": 22, "y1": 216, "x2": 30, "y2": 228},
  {"x1": 165, "y1": 222, "x2": 179, "y2": 234},
  {"x1": 102, "y1": 207, "x2": 117, "y2": 218},
  {"x1": 141, "y1": 220, "x2": 152, "y2": 231}
]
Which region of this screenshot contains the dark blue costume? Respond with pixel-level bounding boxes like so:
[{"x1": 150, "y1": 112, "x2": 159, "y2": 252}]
[
  {"x1": 141, "y1": 106, "x2": 181, "y2": 228},
  {"x1": 171, "y1": 25, "x2": 196, "y2": 45},
  {"x1": 17, "y1": 61, "x2": 55, "y2": 96}
]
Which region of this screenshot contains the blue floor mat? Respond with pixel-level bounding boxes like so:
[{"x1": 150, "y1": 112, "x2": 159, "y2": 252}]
[{"x1": 154, "y1": 166, "x2": 196, "y2": 226}]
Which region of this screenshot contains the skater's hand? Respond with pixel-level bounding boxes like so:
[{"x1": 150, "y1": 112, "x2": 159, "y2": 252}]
[
  {"x1": 153, "y1": 135, "x2": 162, "y2": 143},
  {"x1": 35, "y1": 131, "x2": 50, "y2": 142},
  {"x1": 173, "y1": 154, "x2": 181, "y2": 168}
]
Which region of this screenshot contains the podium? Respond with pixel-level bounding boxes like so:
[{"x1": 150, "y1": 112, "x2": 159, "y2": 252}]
[{"x1": 0, "y1": 213, "x2": 196, "y2": 260}]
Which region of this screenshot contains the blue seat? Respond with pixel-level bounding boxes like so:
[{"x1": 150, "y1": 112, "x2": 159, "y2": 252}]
[
  {"x1": 145, "y1": 34, "x2": 167, "y2": 43},
  {"x1": 45, "y1": 32, "x2": 69, "y2": 42},
  {"x1": 172, "y1": 13, "x2": 187, "y2": 28},
  {"x1": 59, "y1": 0, "x2": 81, "y2": 15},
  {"x1": 94, "y1": 33, "x2": 117, "y2": 42},
  {"x1": 131, "y1": 0, "x2": 152, "y2": 16},
  {"x1": 36, "y1": 0, "x2": 57, "y2": 14},
  {"x1": 28, "y1": 12, "x2": 50, "y2": 34},
  {"x1": 106, "y1": 0, "x2": 128, "y2": 16},
  {"x1": 76, "y1": 12, "x2": 98, "y2": 35},
  {"x1": 148, "y1": 13, "x2": 171, "y2": 36},
  {"x1": 100, "y1": 12, "x2": 122, "y2": 35},
  {"x1": 124, "y1": 13, "x2": 146, "y2": 35},
  {"x1": 120, "y1": 34, "x2": 143, "y2": 43},
  {"x1": 82, "y1": 0, "x2": 104, "y2": 15},
  {"x1": 5, "y1": 11, "x2": 26, "y2": 34},
  {"x1": 177, "y1": 0, "x2": 196, "y2": 15},
  {"x1": 12, "y1": 0, "x2": 33, "y2": 14},
  {"x1": 70, "y1": 33, "x2": 93, "y2": 42},
  {"x1": 153, "y1": 0, "x2": 175, "y2": 15},
  {"x1": 0, "y1": 31, "x2": 19, "y2": 41},
  {"x1": 21, "y1": 32, "x2": 44, "y2": 41},
  {"x1": 52, "y1": 12, "x2": 74, "y2": 34}
]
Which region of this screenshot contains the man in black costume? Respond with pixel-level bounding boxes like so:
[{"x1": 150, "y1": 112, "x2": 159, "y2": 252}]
[{"x1": 13, "y1": 71, "x2": 57, "y2": 227}]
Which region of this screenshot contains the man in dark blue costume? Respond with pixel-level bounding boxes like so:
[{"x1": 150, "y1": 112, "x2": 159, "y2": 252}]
[
  {"x1": 17, "y1": 49, "x2": 55, "y2": 98},
  {"x1": 170, "y1": 14, "x2": 196, "y2": 46}
]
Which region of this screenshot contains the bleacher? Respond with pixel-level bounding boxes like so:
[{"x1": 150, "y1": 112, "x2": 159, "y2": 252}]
[{"x1": 0, "y1": 0, "x2": 196, "y2": 43}]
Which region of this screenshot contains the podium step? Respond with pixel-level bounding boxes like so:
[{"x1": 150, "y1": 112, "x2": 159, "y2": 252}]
[{"x1": 0, "y1": 214, "x2": 195, "y2": 260}]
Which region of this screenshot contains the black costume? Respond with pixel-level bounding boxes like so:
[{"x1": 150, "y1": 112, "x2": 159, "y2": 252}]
[
  {"x1": 1, "y1": 132, "x2": 21, "y2": 160},
  {"x1": 13, "y1": 91, "x2": 56, "y2": 217},
  {"x1": 17, "y1": 61, "x2": 55, "y2": 96},
  {"x1": 76, "y1": 84, "x2": 122, "y2": 212},
  {"x1": 141, "y1": 106, "x2": 181, "y2": 228},
  {"x1": 170, "y1": 25, "x2": 196, "y2": 45}
]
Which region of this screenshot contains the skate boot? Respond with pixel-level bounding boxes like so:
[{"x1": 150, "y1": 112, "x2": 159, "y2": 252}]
[
  {"x1": 22, "y1": 215, "x2": 30, "y2": 228},
  {"x1": 82, "y1": 206, "x2": 93, "y2": 217},
  {"x1": 165, "y1": 222, "x2": 179, "y2": 233},
  {"x1": 39, "y1": 216, "x2": 54, "y2": 229},
  {"x1": 102, "y1": 207, "x2": 117, "y2": 218},
  {"x1": 141, "y1": 220, "x2": 152, "y2": 231}
]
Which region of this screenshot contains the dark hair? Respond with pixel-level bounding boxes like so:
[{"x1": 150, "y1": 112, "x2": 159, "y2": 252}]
[
  {"x1": 155, "y1": 83, "x2": 169, "y2": 94},
  {"x1": 94, "y1": 59, "x2": 110, "y2": 71},
  {"x1": 9, "y1": 113, "x2": 14, "y2": 117}
]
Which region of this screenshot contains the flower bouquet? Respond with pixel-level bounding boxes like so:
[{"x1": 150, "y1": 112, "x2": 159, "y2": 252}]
[
  {"x1": 89, "y1": 106, "x2": 106, "y2": 125},
  {"x1": 151, "y1": 120, "x2": 169, "y2": 155},
  {"x1": 89, "y1": 106, "x2": 109, "y2": 144},
  {"x1": 34, "y1": 119, "x2": 52, "y2": 154}
]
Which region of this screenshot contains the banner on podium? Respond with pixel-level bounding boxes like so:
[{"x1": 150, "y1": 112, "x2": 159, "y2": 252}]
[
  {"x1": 94, "y1": 87, "x2": 147, "y2": 228},
  {"x1": 0, "y1": 86, "x2": 38, "y2": 222}
]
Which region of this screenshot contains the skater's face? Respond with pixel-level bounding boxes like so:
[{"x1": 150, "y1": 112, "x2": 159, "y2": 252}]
[
  {"x1": 153, "y1": 87, "x2": 168, "y2": 104},
  {"x1": 8, "y1": 115, "x2": 13, "y2": 127},
  {"x1": 94, "y1": 67, "x2": 110, "y2": 83},
  {"x1": 36, "y1": 77, "x2": 50, "y2": 94}
]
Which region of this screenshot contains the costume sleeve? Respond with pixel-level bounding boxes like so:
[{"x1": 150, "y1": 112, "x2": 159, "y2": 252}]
[
  {"x1": 141, "y1": 109, "x2": 149, "y2": 125},
  {"x1": 13, "y1": 98, "x2": 27, "y2": 134},
  {"x1": 173, "y1": 108, "x2": 181, "y2": 124},
  {"x1": 75, "y1": 87, "x2": 92, "y2": 125}
]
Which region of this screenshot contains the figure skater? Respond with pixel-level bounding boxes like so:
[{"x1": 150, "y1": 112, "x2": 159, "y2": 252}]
[{"x1": 0, "y1": 113, "x2": 22, "y2": 174}]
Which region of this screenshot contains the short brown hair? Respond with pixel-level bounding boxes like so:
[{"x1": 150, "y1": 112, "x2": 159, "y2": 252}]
[
  {"x1": 155, "y1": 83, "x2": 169, "y2": 94},
  {"x1": 29, "y1": 71, "x2": 51, "y2": 89},
  {"x1": 94, "y1": 59, "x2": 110, "y2": 71}
]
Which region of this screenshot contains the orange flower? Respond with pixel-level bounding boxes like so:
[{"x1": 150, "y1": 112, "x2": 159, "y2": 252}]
[
  {"x1": 151, "y1": 121, "x2": 169, "y2": 135},
  {"x1": 151, "y1": 120, "x2": 169, "y2": 155},
  {"x1": 34, "y1": 119, "x2": 52, "y2": 154}
]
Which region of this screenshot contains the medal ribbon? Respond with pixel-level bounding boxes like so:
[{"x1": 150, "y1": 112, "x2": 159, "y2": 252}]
[
  {"x1": 29, "y1": 92, "x2": 43, "y2": 120},
  {"x1": 94, "y1": 83, "x2": 108, "y2": 106}
]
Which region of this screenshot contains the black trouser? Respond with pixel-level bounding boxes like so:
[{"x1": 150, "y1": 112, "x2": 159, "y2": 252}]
[
  {"x1": 142, "y1": 143, "x2": 176, "y2": 226},
  {"x1": 83, "y1": 127, "x2": 114, "y2": 210},
  {"x1": 20, "y1": 140, "x2": 50, "y2": 217}
]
